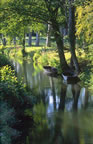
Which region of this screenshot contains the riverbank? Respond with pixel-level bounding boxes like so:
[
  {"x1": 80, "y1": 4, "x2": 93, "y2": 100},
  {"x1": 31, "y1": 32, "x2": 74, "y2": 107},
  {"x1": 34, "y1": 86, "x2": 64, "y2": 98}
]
[
  {"x1": 0, "y1": 42, "x2": 93, "y2": 92},
  {"x1": 0, "y1": 53, "x2": 36, "y2": 144}
]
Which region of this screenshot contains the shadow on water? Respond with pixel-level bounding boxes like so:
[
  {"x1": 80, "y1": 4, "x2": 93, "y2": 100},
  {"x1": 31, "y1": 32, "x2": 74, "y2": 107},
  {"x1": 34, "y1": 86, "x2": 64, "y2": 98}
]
[{"x1": 12, "y1": 58, "x2": 93, "y2": 144}]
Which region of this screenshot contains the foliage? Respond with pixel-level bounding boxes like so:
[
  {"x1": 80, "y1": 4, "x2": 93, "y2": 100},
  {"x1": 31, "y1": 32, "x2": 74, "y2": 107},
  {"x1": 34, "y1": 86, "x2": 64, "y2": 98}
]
[
  {"x1": 0, "y1": 0, "x2": 31, "y2": 39},
  {"x1": 0, "y1": 65, "x2": 35, "y2": 108},
  {"x1": 38, "y1": 53, "x2": 49, "y2": 65},
  {"x1": 76, "y1": 1, "x2": 93, "y2": 44},
  {"x1": 33, "y1": 101, "x2": 47, "y2": 125},
  {"x1": 33, "y1": 50, "x2": 60, "y2": 68},
  {"x1": 79, "y1": 69, "x2": 91, "y2": 86},
  {"x1": 0, "y1": 65, "x2": 23, "y2": 101},
  {"x1": 79, "y1": 44, "x2": 93, "y2": 91},
  {"x1": 0, "y1": 0, "x2": 72, "y2": 71},
  {"x1": 86, "y1": 44, "x2": 93, "y2": 65},
  {"x1": 0, "y1": 0, "x2": 46, "y2": 44},
  {"x1": 33, "y1": 50, "x2": 42, "y2": 62},
  {"x1": 0, "y1": 101, "x2": 19, "y2": 144},
  {"x1": 0, "y1": 54, "x2": 37, "y2": 144},
  {"x1": 0, "y1": 54, "x2": 12, "y2": 67}
]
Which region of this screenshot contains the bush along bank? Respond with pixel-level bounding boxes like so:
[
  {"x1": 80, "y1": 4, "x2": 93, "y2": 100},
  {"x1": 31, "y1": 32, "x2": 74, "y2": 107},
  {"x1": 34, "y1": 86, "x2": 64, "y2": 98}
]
[{"x1": 0, "y1": 54, "x2": 36, "y2": 144}]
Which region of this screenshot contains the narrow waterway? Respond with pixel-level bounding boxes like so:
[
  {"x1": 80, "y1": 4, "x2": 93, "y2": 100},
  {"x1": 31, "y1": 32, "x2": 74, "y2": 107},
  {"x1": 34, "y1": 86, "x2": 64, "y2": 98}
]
[{"x1": 12, "y1": 58, "x2": 93, "y2": 144}]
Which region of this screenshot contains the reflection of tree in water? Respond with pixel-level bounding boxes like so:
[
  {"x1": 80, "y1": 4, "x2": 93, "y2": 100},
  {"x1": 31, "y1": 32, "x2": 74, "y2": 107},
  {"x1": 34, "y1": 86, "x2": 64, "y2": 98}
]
[
  {"x1": 50, "y1": 84, "x2": 78, "y2": 144},
  {"x1": 84, "y1": 89, "x2": 88, "y2": 109},
  {"x1": 63, "y1": 83, "x2": 80, "y2": 144},
  {"x1": 27, "y1": 81, "x2": 92, "y2": 144},
  {"x1": 23, "y1": 59, "x2": 29, "y2": 87},
  {"x1": 49, "y1": 83, "x2": 89, "y2": 144},
  {"x1": 16, "y1": 60, "x2": 90, "y2": 144},
  {"x1": 49, "y1": 77, "x2": 56, "y2": 110},
  {"x1": 63, "y1": 113, "x2": 80, "y2": 144},
  {"x1": 59, "y1": 84, "x2": 67, "y2": 111},
  {"x1": 12, "y1": 59, "x2": 92, "y2": 144},
  {"x1": 79, "y1": 87, "x2": 89, "y2": 109},
  {"x1": 72, "y1": 84, "x2": 80, "y2": 111}
]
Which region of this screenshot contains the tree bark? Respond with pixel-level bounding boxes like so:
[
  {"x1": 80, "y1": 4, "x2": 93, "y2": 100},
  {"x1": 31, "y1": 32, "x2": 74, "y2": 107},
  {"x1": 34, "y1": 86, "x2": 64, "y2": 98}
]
[
  {"x1": 36, "y1": 32, "x2": 39, "y2": 46},
  {"x1": 64, "y1": 5, "x2": 68, "y2": 36},
  {"x1": 22, "y1": 31, "x2": 26, "y2": 56},
  {"x1": 3, "y1": 37, "x2": 6, "y2": 46},
  {"x1": 28, "y1": 32, "x2": 32, "y2": 46},
  {"x1": 52, "y1": 21, "x2": 69, "y2": 71},
  {"x1": 44, "y1": 0, "x2": 69, "y2": 72},
  {"x1": 13, "y1": 37, "x2": 16, "y2": 48},
  {"x1": 46, "y1": 24, "x2": 51, "y2": 47},
  {"x1": 69, "y1": 0, "x2": 80, "y2": 73}
]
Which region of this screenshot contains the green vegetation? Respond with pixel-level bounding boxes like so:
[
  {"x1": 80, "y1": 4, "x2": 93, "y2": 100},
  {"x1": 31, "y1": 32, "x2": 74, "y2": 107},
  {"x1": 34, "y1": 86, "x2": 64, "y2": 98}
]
[
  {"x1": 0, "y1": 54, "x2": 36, "y2": 144},
  {"x1": 79, "y1": 44, "x2": 93, "y2": 91},
  {"x1": 0, "y1": 54, "x2": 12, "y2": 66},
  {"x1": 0, "y1": 0, "x2": 93, "y2": 143},
  {"x1": 0, "y1": 36, "x2": 93, "y2": 90},
  {"x1": 0, "y1": 54, "x2": 36, "y2": 107},
  {"x1": 0, "y1": 101, "x2": 19, "y2": 144},
  {"x1": 0, "y1": 0, "x2": 92, "y2": 75}
]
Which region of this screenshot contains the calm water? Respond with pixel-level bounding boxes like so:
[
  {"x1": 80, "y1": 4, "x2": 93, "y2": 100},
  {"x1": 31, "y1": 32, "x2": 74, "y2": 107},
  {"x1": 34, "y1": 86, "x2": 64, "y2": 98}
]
[{"x1": 12, "y1": 59, "x2": 93, "y2": 144}]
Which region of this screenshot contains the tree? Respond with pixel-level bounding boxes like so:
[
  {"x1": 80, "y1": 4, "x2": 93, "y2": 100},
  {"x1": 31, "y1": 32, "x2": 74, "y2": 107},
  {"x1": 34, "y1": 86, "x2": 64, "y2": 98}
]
[
  {"x1": 68, "y1": 0, "x2": 80, "y2": 73},
  {"x1": 28, "y1": 32, "x2": 32, "y2": 47},
  {"x1": 76, "y1": 0, "x2": 93, "y2": 44},
  {"x1": 0, "y1": 1, "x2": 25, "y2": 52},
  {"x1": 5, "y1": 0, "x2": 70, "y2": 71},
  {"x1": 0, "y1": 1, "x2": 36, "y2": 55},
  {"x1": 46, "y1": 24, "x2": 52, "y2": 47},
  {"x1": 44, "y1": 0, "x2": 70, "y2": 71},
  {"x1": 36, "y1": 32, "x2": 40, "y2": 46}
]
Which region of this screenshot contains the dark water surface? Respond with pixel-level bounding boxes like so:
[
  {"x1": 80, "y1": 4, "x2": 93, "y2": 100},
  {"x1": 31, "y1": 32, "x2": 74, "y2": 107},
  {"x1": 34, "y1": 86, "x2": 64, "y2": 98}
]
[{"x1": 12, "y1": 59, "x2": 93, "y2": 144}]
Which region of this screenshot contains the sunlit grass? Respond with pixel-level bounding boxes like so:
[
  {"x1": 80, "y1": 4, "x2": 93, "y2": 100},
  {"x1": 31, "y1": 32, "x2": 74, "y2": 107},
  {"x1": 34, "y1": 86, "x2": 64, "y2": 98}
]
[
  {"x1": 4, "y1": 44, "x2": 86, "y2": 68},
  {"x1": 26, "y1": 46, "x2": 43, "y2": 53}
]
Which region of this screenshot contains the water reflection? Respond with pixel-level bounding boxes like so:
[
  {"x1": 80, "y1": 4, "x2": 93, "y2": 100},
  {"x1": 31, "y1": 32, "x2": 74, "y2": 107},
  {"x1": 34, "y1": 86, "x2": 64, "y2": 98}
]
[{"x1": 12, "y1": 59, "x2": 93, "y2": 144}]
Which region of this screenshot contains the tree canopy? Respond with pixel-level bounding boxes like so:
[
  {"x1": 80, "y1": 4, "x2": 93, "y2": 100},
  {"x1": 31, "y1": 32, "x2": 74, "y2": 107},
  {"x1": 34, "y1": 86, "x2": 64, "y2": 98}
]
[{"x1": 76, "y1": 0, "x2": 93, "y2": 44}]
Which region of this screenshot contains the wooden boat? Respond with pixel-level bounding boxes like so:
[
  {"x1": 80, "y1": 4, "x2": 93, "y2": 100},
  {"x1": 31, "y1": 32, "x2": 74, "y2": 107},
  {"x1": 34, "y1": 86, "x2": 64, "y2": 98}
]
[{"x1": 43, "y1": 66, "x2": 58, "y2": 75}]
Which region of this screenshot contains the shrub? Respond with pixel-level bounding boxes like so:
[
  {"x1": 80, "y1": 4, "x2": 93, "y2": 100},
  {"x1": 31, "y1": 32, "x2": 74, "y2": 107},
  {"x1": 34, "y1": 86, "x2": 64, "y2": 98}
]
[
  {"x1": 0, "y1": 65, "x2": 35, "y2": 109},
  {"x1": 33, "y1": 50, "x2": 41, "y2": 62},
  {"x1": 0, "y1": 55, "x2": 36, "y2": 144},
  {"x1": 0, "y1": 101, "x2": 19, "y2": 144},
  {"x1": 0, "y1": 54, "x2": 12, "y2": 67},
  {"x1": 38, "y1": 53, "x2": 49, "y2": 65}
]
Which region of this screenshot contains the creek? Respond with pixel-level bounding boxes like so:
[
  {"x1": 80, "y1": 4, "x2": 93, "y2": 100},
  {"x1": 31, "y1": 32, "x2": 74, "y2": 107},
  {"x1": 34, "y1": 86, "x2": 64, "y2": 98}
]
[{"x1": 12, "y1": 58, "x2": 93, "y2": 144}]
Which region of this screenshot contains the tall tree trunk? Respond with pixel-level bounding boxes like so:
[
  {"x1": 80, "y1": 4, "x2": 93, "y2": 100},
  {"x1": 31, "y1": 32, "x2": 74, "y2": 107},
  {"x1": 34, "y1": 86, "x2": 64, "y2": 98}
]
[
  {"x1": 59, "y1": 26, "x2": 63, "y2": 36},
  {"x1": 64, "y1": 5, "x2": 68, "y2": 36},
  {"x1": 44, "y1": 0, "x2": 69, "y2": 72},
  {"x1": 22, "y1": 31, "x2": 26, "y2": 56},
  {"x1": 46, "y1": 24, "x2": 51, "y2": 47},
  {"x1": 13, "y1": 37, "x2": 16, "y2": 49},
  {"x1": 3, "y1": 37, "x2": 6, "y2": 46},
  {"x1": 52, "y1": 21, "x2": 69, "y2": 72},
  {"x1": 69, "y1": 0, "x2": 80, "y2": 73},
  {"x1": 28, "y1": 32, "x2": 32, "y2": 46},
  {"x1": 36, "y1": 32, "x2": 39, "y2": 46}
]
